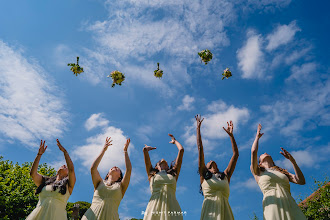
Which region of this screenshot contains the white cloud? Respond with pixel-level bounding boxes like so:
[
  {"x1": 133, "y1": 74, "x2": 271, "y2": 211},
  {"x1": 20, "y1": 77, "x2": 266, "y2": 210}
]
[
  {"x1": 242, "y1": 0, "x2": 291, "y2": 13},
  {"x1": 183, "y1": 100, "x2": 249, "y2": 152},
  {"x1": 177, "y1": 95, "x2": 195, "y2": 111},
  {"x1": 0, "y1": 40, "x2": 68, "y2": 147},
  {"x1": 237, "y1": 31, "x2": 264, "y2": 79},
  {"x1": 74, "y1": 114, "x2": 133, "y2": 173},
  {"x1": 286, "y1": 62, "x2": 317, "y2": 83},
  {"x1": 232, "y1": 177, "x2": 259, "y2": 191},
  {"x1": 266, "y1": 21, "x2": 300, "y2": 51},
  {"x1": 85, "y1": 113, "x2": 109, "y2": 131}
]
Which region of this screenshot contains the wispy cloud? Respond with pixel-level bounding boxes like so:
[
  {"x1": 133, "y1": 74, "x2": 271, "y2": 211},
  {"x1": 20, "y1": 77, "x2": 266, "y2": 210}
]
[
  {"x1": 81, "y1": 0, "x2": 236, "y2": 95},
  {"x1": 0, "y1": 40, "x2": 68, "y2": 147},
  {"x1": 177, "y1": 95, "x2": 195, "y2": 111},
  {"x1": 266, "y1": 21, "x2": 301, "y2": 51}
]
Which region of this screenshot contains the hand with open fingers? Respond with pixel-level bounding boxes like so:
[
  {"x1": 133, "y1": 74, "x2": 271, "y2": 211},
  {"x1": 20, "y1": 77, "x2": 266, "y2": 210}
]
[
  {"x1": 223, "y1": 120, "x2": 234, "y2": 137},
  {"x1": 124, "y1": 138, "x2": 130, "y2": 152},
  {"x1": 104, "y1": 137, "x2": 113, "y2": 151},
  {"x1": 195, "y1": 114, "x2": 204, "y2": 128},
  {"x1": 144, "y1": 144, "x2": 156, "y2": 151},
  {"x1": 280, "y1": 147, "x2": 295, "y2": 162},
  {"x1": 56, "y1": 139, "x2": 67, "y2": 153},
  {"x1": 38, "y1": 140, "x2": 47, "y2": 155},
  {"x1": 256, "y1": 124, "x2": 264, "y2": 139},
  {"x1": 168, "y1": 134, "x2": 176, "y2": 144}
]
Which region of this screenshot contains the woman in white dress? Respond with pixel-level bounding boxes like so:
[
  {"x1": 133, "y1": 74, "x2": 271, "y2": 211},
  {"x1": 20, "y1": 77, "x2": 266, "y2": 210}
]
[
  {"x1": 82, "y1": 137, "x2": 132, "y2": 220},
  {"x1": 195, "y1": 115, "x2": 238, "y2": 220},
  {"x1": 142, "y1": 134, "x2": 184, "y2": 220},
  {"x1": 250, "y1": 124, "x2": 307, "y2": 220},
  {"x1": 26, "y1": 139, "x2": 76, "y2": 220}
]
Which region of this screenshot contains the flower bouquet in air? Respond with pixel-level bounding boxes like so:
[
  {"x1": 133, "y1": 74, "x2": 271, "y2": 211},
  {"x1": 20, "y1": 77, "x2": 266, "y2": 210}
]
[
  {"x1": 107, "y1": 70, "x2": 125, "y2": 87},
  {"x1": 67, "y1": 57, "x2": 84, "y2": 76},
  {"x1": 154, "y1": 63, "x2": 163, "y2": 79},
  {"x1": 198, "y1": 49, "x2": 213, "y2": 65},
  {"x1": 222, "y1": 68, "x2": 232, "y2": 80}
]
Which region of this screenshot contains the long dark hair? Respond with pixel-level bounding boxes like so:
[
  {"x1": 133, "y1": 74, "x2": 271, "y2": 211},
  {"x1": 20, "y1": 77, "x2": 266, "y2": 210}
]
[
  {"x1": 148, "y1": 159, "x2": 177, "y2": 181},
  {"x1": 35, "y1": 175, "x2": 69, "y2": 195},
  {"x1": 198, "y1": 167, "x2": 226, "y2": 195},
  {"x1": 104, "y1": 169, "x2": 123, "y2": 185}
]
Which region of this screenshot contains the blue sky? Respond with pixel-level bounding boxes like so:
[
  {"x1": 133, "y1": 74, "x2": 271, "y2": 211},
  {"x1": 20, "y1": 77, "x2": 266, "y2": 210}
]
[{"x1": 0, "y1": 0, "x2": 329, "y2": 219}]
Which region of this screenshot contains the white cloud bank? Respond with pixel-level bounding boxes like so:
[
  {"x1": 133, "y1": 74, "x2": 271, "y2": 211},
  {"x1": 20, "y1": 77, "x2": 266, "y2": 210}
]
[
  {"x1": 0, "y1": 40, "x2": 68, "y2": 147},
  {"x1": 74, "y1": 113, "x2": 133, "y2": 174},
  {"x1": 177, "y1": 95, "x2": 195, "y2": 111}
]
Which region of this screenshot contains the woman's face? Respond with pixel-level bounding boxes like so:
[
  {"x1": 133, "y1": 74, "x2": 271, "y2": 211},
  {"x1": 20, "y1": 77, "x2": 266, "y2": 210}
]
[
  {"x1": 157, "y1": 159, "x2": 169, "y2": 171},
  {"x1": 57, "y1": 165, "x2": 68, "y2": 178},
  {"x1": 206, "y1": 160, "x2": 218, "y2": 172},
  {"x1": 259, "y1": 153, "x2": 274, "y2": 166},
  {"x1": 108, "y1": 166, "x2": 121, "y2": 181}
]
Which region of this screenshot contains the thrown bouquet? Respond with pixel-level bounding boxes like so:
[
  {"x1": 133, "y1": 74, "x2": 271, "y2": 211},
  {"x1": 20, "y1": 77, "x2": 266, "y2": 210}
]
[
  {"x1": 222, "y1": 68, "x2": 232, "y2": 80},
  {"x1": 198, "y1": 49, "x2": 213, "y2": 65},
  {"x1": 67, "y1": 57, "x2": 84, "y2": 76},
  {"x1": 108, "y1": 70, "x2": 125, "y2": 87},
  {"x1": 154, "y1": 63, "x2": 163, "y2": 79}
]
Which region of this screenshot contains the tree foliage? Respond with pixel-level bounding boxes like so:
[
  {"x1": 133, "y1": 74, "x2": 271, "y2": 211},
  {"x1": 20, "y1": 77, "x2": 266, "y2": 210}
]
[
  {"x1": 0, "y1": 156, "x2": 56, "y2": 220},
  {"x1": 66, "y1": 201, "x2": 91, "y2": 220},
  {"x1": 299, "y1": 177, "x2": 330, "y2": 220}
]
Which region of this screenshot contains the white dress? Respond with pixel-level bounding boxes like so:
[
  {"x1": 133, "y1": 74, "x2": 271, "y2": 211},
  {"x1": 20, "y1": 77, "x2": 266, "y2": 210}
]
[
  {"x1": 258, "y1": 169, "x2": 307, "y2": 220},
  {"x1": 26, "y1": 184, "x2": 70, "y2": 220},
  {"x1": 143, "y1": 170, "x2": 183, "y2": 220}
]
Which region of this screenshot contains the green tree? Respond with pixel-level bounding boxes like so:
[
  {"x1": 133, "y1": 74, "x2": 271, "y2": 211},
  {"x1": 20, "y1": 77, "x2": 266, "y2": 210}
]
[
  {"x1": 66, "y1": 201, "x2": 91, "y2": 220},
  {"x1": 0, "y1": 156, "x2": 56, "y2": 220},
  {"x1": 299, "y1": 177, "x2": 330, "y2": 220}
]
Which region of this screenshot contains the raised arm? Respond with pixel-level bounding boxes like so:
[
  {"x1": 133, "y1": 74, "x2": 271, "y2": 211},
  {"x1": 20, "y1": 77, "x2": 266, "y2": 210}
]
[
  {"x1": 195, "y1": 115, "x2": 207, "y2": 177},
  {"x1": 223, "y1": 121, "x2": 239, "y2": 183},
  {"x1": 280, "y1": 147, "x2": 306, "y2": 185},
  {"x1": 90, "y1": 137, "x2": 112, "y2": 189},
  {"x1": 143, "y1": 144, "x2": 156, "y2": 180},
  {"x1": 57, "y1": 139, "x2": 76, "y2": 195},
  {"x1": 30, "y1": 140, "x2": 47, "y2": 187},
  {"x1": 251, "y1": 124, "x2": 263, "y2": 178},
  {"x1": 169, "y1": 134, "x2": 184, "y2": 181},
  {"x1": 121, "y1": 138, "x2": 132, "y2": 196}
]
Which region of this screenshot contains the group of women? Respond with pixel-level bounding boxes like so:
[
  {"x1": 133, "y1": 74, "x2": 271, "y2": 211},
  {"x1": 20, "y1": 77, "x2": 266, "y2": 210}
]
[{"x1": 26, "y1": 115, "x2": 307, "y2": 220}]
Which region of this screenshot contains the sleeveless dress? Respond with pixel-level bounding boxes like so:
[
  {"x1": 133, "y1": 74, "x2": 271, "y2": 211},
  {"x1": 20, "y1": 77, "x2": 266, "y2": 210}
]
[
  {"x1": 82, "y1": 181, "x2": 122, "y2": 220},
  {"x1": 200, "y1": 173, "x2": 234, "y2": 220},
  {"x1": 258, "y1": 169, "x2": 307, "y2": 220},
  {"x1": 143, "y1": 170, "x2": 183, "y2": 220},
  {"x1": 26, "y1": 184, "x2": 70, "y2": 220}
]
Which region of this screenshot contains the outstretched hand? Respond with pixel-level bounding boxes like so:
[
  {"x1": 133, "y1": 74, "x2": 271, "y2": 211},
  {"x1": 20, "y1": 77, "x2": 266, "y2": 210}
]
[
  {"x1": 195, "y1": 114, "x2": 204, "y2": 129},
  {"x1": 223, "y1": 121, "x2": 234, "y2": 137},
  {"x1": 124, "y1": 138, "x2": 130, "y2": 151},
  {"x1": 38, "y1": 140, "x2": 47, "y2": 155},
  {"x1": 56, "y1": 139, "x2": 67, "y2": 153},
  {"x1": 144, "y1": 144, "x2": 156, "y2": 151},
  {"x1": 256, "y1": 124, "x2": 264, "y2": 139},
  {"x1": 168, "y1": 134, "x2": 176, "y2": 144},
  {"x1": 280, "y1": 147, "x2": 295, "y2": 162},
  {"x1": 104, "y1": 137, "x2": 113, "y2": 151}
]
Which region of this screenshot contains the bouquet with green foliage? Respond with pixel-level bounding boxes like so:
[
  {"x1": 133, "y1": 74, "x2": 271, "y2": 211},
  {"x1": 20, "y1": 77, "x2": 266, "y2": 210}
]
[
  {"x1": 108, "y1": 70, "x2": 125, "y2": 87},
  {"x1": 67, "y1": 57, "x2": 84, "y2": 76},
  {"x1": 198, "y1": 49, "x2": 213, "y2": 64},
  {"x1": 154, "y1": 63, "x2": 163, "y2": 79},
  {"x1": 222, "y1": 68, "x2": 232, "y2": 80}
]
